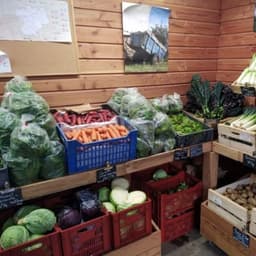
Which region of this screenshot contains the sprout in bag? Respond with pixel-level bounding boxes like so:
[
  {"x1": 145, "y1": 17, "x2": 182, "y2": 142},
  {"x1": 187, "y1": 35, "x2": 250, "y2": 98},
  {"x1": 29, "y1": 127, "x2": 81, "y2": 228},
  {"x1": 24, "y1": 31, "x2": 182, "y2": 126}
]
[
  {"x1": 1, "y1": 91, "x2": 49, "y2": 119},
  {"x1": 10, "y1": 118, "x2": 51, "y2": 158},
  {"x1": 151, "y1": 96, "x2": 169, "y2": 114},
  {"x1": 167, "y1": 93, "x2": 183, "y2": 114},
  {"x1": 3, "y1": 151, "x2": 40, "y2": 186},
  {"x1": 40, "y1": 141, "x2": 66, "y2": 180},
  {"x1": 0, "y1": 108, "x2": 19, "y2": 153},
  {"x1": 154, "y1": 112, "x2": 175, "y2": 137},
  {"x1": 4, "y1": 76, "x2": 33, "y2": 93}
]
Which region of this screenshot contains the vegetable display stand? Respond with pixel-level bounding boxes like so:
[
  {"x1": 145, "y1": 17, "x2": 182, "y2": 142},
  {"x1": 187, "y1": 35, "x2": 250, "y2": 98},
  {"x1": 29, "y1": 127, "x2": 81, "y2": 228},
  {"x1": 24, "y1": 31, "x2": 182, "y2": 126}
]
[
  {"x1": 143, "y1": 171, "x2": 202, "y2": 241},
  {"x1": 57, "y1": 116, "x2": 137, "y2": 173},
  {"x1": 218, "y1": 122, "x2": 256, "y2": 156},
  {"x1": 104, "y1": 221, "x2": 161, "y2": 256},
  {"x1": 111, "y1": 199, "x2": 152, "y2": 249},
  {"x1": 201, "y1": 201, "x2": 256, "y2": 256},
  {"x1": 0, "y1": 227, "x2": 62, "y2": 256}
]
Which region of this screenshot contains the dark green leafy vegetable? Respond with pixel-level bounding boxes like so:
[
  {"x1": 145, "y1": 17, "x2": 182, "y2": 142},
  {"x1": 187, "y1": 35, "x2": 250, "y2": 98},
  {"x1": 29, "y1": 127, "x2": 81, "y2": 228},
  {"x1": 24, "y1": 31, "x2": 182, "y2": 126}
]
[
  {"x1": 40, "y1": 141, "x2": 66, "y2": 180},
  {"x1": 0, "y1": 108, "x2": 19, "y2": 153},
  {"x1": 4, "y1": 76, "x2": 33, "y2": 93},
  {"x1": 3, "y1": 151, "x2": 40, "y2": 186},
  {"x1": 136, "y1": 138, "x2": 152, "y2": 158},
  {"x1": 10, "y1": 122, "x2": 51, "y2": 158}
]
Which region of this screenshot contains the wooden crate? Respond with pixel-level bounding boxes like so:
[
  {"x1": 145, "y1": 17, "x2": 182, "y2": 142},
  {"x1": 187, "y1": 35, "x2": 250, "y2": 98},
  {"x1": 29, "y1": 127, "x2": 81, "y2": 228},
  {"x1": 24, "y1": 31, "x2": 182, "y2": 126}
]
[
  {"x1": 218, "y1": 122, "x2": 256, "y2": 156},
  {"x1": 208, "y1": 176, "x2": 256, "y2": 231},
  {"x1": 249, "y1": 209, "x2": 256, "y2": 237},
  {"x1": 201, "y1": 201, "x2": 256, "y2": 256},
  {"x1": 104, "y1": 221, "x2": 161, "y2": 256}
]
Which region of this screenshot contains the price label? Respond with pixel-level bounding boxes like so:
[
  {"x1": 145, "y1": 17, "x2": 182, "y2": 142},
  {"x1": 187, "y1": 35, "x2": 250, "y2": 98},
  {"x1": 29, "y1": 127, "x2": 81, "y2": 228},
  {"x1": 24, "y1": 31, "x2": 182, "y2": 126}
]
[
  {"x1": 241, "y1": 87, "x2": 256, "y2": 97},
  {"x1": 243, "y1": 154, "x2": 256, "y2": 169},
  {"x1": 174, "y1": 149, "x2": 188, "y2": 160},
  {"x1": 96, "y1": 164, "x2": 116, "y2": 183},
  {"x1": 190, "y1": 144, "x2": 203, "y2": 158},
  {"x1": 0, "y1": 188, "x2": 23, "y2": 210},
  {"x1": 233, "y1": 227, "x2": 250, "y2": 248}
]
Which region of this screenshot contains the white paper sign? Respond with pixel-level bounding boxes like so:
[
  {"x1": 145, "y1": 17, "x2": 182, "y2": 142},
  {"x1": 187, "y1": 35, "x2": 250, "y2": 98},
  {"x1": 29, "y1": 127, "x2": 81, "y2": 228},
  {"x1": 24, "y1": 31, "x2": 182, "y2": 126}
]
[
  {"x1": 0, "y1": 51, "x2": 12, "y2": 74},
  {"x1": 0, "y1": 0, "x2": 72, "y2": 42}
]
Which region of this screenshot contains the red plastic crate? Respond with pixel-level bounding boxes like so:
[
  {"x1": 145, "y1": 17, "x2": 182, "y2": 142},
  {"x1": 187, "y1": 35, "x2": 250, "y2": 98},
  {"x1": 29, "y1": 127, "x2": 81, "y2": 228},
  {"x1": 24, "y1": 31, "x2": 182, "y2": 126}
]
[
  {"x1": 144, "y1": 171, "x2": 202, "y2": 226},
  {"x1": 111, "y1": 199, "x2": 152, "y2": 249},
  {"x1": 0, "y1": 227, "x2": 62, "y2": 256},
  {"x1": 131, "y1": 163, "x2": 179, "y2": 191},
  {"x1": 59, "y1": 212, "x2": 111, "y2": 256},
  {"x1": 161, "y1": 210, "x2": 195, "y2": 242}
]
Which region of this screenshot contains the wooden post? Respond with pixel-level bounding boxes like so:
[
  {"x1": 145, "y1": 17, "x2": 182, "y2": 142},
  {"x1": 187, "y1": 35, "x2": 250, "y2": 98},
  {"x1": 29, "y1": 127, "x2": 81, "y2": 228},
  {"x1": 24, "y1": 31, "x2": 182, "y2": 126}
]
[{"x1": 202, "y1": 151, "x2": 219, "y2": 199}]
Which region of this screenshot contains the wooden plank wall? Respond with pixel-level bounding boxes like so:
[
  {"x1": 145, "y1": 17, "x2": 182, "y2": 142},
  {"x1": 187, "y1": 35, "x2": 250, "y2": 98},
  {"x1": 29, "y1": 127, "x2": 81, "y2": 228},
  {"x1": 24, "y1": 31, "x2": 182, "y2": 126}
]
[
  {"x1": 0, "y1": 0, "x2": 220, "y2": 107},
  {"x1": 217, "y1": 0, "x2": 256, "y2": 84}
]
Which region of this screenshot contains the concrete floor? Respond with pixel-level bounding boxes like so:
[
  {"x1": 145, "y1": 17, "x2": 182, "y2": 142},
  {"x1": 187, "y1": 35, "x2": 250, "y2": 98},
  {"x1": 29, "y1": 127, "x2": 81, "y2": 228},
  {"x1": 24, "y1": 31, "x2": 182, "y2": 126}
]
[{"x1": 162, "y1": 229, "x2": 227, "y2": 256}]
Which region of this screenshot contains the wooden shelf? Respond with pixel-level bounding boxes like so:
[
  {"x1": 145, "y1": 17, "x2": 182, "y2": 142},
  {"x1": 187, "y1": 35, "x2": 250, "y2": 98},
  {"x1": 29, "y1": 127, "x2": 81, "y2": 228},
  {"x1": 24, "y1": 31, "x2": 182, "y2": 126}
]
[
  {"x1": 20, "y1": 142, "x2": 212, "y2": 201},
  {"x1": 212, "y1": 141, "x2": 245, "y2": 163}
]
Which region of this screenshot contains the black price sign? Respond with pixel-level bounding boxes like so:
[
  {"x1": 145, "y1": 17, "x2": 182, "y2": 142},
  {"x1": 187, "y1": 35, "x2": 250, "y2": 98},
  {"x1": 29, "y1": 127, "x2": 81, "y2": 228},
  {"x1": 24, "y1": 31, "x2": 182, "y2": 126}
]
[
  {"x1": 174, "y1": 149, "x2": 188, "y2": 160},
  {"x1": 243, "y1": 154, "x2": 256, "y2": 169},
  {"x1": 190, "y1": 144, "x2": 203, "y2": 158},
  {"x1": 241, "y1": 87, "x2": 256, "y2": 97},
  {"x1": 96, "y1": 164, "x2": 116, "y2": 183},
  {"x1": 233, "y1": 227, "x2": 250, "y2": 248},
  {"x1": 0, "y1": 188, "x2": 23, "y2": 210}
]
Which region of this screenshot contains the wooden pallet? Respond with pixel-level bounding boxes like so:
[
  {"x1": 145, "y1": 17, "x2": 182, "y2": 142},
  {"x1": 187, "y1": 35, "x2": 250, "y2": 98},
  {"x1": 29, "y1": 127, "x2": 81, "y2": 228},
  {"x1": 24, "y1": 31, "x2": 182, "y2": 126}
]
[
  {"x1": 201, "y1": 201, "x2": 256, "y2": 256},
  {"x1": 218, "y1": 123, "x2": 256, "y2": 156}
]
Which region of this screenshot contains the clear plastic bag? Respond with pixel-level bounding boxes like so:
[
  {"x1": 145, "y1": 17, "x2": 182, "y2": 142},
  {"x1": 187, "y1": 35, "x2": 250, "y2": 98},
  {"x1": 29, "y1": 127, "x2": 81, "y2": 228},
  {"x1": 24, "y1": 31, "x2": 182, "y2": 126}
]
[
  {"x1": 151, "y1": 95, "x2": 169, "y2": 114},
  {"x1": 10, "y1": 121, "x2": 51, "y2": 158},
  {"x1": 154, "y1": 112, "x2": 175, "y2": 137},
  {"x1": 4, "y1": 76, "x2": 33, "y2": 93},
  {"x1": 167, "y1": 93, "x2": 183, "y2": 114},
  {"x1": 40, "y1": 141, "x2": 66, "y2": 180},
  {"x1": 136, "y1": 138, "x2": 152, "y2": 158},
  {"x1": 3, "y1": 151, "x2": 40, "y2": 186},
  {"x1": 1, "y1": 91, "x2": 49, "y2": 118},
  {"x1": 0, "y1": 108, "x2": 19, "y2": 153}
]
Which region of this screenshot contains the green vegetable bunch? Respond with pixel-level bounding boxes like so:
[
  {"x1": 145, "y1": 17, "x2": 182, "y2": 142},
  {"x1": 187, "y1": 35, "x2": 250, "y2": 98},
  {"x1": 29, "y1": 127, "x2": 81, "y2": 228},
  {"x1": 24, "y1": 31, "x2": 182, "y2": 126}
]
[{"x1": 188, "y1": 74, "x2": 225, "y2": 119}]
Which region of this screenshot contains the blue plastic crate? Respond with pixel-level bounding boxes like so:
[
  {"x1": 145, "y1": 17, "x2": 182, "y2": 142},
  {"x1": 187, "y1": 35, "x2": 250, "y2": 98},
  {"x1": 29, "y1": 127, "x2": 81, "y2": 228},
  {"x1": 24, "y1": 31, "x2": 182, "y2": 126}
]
[{"x1": 57, "y1": 116, "x2": 137, "y2": 174}]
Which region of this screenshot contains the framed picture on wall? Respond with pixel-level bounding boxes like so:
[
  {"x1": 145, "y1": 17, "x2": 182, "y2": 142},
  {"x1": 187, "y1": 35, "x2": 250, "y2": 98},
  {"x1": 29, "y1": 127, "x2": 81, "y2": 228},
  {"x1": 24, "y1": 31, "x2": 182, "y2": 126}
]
[
  {"x1": 122, "y1": 2, "x2": 170, "y2": 73},
  {"x1": 254, "y1": 2, "x2": 256, "y2": 32}
]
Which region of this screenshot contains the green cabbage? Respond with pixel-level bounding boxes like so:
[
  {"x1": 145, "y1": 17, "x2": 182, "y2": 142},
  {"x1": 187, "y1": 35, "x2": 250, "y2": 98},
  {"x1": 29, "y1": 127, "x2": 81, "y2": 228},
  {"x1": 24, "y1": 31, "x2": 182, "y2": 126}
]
[{"x1": 0, "y1": 225, "x2": 29, "y2": 249}]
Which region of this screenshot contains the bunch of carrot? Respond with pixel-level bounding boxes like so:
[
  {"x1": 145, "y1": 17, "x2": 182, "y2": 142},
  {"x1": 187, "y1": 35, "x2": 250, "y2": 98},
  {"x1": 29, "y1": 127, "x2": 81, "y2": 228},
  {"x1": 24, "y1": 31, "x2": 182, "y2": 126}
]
[{"x1": 64, "y1": 123, "x2": 129, "y2": 143}]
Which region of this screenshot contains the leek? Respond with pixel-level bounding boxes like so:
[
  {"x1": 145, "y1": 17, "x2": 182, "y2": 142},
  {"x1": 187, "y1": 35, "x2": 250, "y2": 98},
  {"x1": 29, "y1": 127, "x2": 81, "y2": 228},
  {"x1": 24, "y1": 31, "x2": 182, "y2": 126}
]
[{"x1": 230, "y1": 108, "x2": 256, "y2": 130}]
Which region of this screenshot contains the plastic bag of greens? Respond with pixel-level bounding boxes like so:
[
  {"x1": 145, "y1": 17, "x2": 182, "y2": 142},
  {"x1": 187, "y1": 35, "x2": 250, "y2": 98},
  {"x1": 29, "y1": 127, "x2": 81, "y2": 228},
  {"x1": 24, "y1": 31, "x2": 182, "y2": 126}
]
[
  {"x1": 4, "y1": 76, "x2": 33, "y2": 93},
  {"x1": 10, "y1": 121, "x2": 51, "y2": 158},
  {"x1": 120, "y1": 91, "x2": 140, "y2": 117},
  {"x1": 154, "y1": 112, "x2": 175, "y2": 137},
  {"x1": 0, "y1": 108, "x2": 19, "y2": 153},
  {"x1": 130, "y1": 119, "x2": 155, "y2": 147},
  {"x1": 107, "y1": 88, "x2": 138, "y2": 113},
  {"x1": 163, "y1": 137, "x2": 176, "y2": 151},
  {"x1": 151, "y1": 95, "x2": 169, "y2": 114},
  {"x1": 1, "y1": 91, "x2": 49, "y2": 118},
  {"x1": 3, "y1": 151, "x2": 40, "y2": 186},
  {"x1": 36, "y1": 113, "x2": 58, "y2": 140},
  {"x1": 128, "y1": 96, "x2": 156, "y2": 120},
  {"x1": 136, "y1": 138, "x2": 152, "y2": 158},
  {"x1": 167, "y1": 93, "x2": 183, "y2": 114},
  {"x1": 40, "y1": 141, "x2": 66, "y2": 180},
  {"x1": 151, "y1": 139, "x2": 164, "y2": 155}
]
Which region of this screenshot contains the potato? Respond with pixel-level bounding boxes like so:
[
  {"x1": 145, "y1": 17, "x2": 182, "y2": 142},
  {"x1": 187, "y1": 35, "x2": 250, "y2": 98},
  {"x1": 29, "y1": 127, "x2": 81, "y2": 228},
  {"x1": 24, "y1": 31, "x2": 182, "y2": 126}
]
[
  {"x1": 236, "y1": 198, "x2": 247, "y2": 205},
  {"x1": 248, "y1": 191, "x2": 254, "y2": 198},
  {"x1": 230, "y1": 194, "x2": 238, "y2": 201},
  {"x1": 236, "y1": 185, "x2": 243, "y2": 191},
  {"x1": 248, "y1": 197, "x2": 256, "y2": 206},
  {"x1": 241, "y1": 193, "x2": 248, "y2": 199},
  {"x1": 226, "y1": 187, "x2": 233, "y2": 194}
]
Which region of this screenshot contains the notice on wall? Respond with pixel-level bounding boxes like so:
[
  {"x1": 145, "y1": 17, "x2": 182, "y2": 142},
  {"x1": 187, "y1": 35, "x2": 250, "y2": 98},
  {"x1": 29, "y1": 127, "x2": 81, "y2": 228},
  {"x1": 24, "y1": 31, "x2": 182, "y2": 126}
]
[
  {"x1": 0, "y1": 0, "x2": 72, "y2": 42},
  {"x1": 0, "y1": 51, "x2": 12, "y2": 74}
]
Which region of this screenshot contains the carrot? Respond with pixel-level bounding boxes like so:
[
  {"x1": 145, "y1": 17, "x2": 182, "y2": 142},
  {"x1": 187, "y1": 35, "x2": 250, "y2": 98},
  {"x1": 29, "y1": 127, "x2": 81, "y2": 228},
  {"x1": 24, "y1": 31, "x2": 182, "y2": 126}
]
[
  {"x1": 108, "y1": 124, "x2": 120, "y2": 137},
  {"x1": 91, "y1": 128, "x2": 97, "y2": 141},
  {"x1": 72, "y1": 129, "x2": 81, "y2": 140},
  {"x1": 107, "y1": 127, "x2": 117, "y2": 138},
  {"x1": 64, "y1": 130, "x2": 73, "y2": 140},
  {"x1": 81, "y1": 130, "x2": 89, "y2": 143},
  {"x1": 120, "y1": 131, "x2": 128, "y2": 137},
  {"x1": 117, "y1": 125, "x2": 128, "y2": 133}
]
